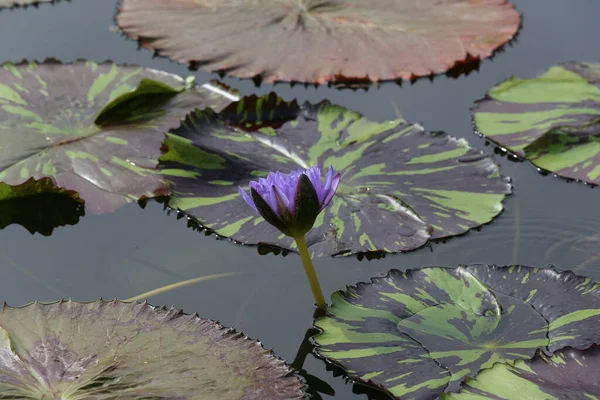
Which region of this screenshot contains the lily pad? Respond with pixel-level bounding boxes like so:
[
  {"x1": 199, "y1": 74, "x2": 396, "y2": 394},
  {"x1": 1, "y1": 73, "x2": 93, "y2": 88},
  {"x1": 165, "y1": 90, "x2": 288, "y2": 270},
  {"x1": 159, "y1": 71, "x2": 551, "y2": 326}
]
[
  {"x1": 312, "y1": 265, "x2": 600, "y2": 400},
  {"x1": 472, "y1": 62, "x2": 600, "y2": 185},
  {"x1": 116, "y1": 0, "x2": 520, "y2": 84},
  {"x1": 0, "y1": 300, "x2": 305, "y2": 399},
  {"x1": 160, "y1": 94, "x2": 511, "y2": 257},
  {"x1": 445, "y1": 346, "x2": 600, "y2": 400},
  {"x1": 0, "y1": 0, "x2": 54, "y2": 8},
  {"x1": 0, "y1": 178, "x2": 84, "y2": 235},
  {"x1": 0, "y1": 59, "x2": 237, "y2": 214}
]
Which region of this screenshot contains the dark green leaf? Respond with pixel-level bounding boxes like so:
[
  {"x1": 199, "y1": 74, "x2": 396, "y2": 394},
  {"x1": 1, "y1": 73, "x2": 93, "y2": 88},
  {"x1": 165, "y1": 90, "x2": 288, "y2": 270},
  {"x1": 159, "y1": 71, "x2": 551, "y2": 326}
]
[
  {"x1": 160, "y1": 94, "x2": 510, "y2": 257},
  {"x1": 445, "y1": 346, "x2": 600, "y2": 400},
  {"x1": 116, "y1": 0, "x2": 520, "y2": 84},
  {"x1": 0, "y1": 60, "x2": 237, "y2": 214},
  {"x1": 0, "y1": 300, "x2": 305, "y2": 399},
  {"x1": 94, "y1": 78, "x2": 181, "y2": 127},
  {"x1": 313, "y1": 265, "x2": 600, "y2": 399},
  {"x1": 473, "y1": 62, "x2": 600, "y2": 185}
]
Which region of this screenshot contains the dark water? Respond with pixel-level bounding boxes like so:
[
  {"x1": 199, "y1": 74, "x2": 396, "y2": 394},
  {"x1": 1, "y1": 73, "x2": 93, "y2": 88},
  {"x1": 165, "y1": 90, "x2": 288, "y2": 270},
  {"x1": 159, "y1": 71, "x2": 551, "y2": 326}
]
[{"x1": 0, "y1": 1, "x2": 599, "y2": 398}]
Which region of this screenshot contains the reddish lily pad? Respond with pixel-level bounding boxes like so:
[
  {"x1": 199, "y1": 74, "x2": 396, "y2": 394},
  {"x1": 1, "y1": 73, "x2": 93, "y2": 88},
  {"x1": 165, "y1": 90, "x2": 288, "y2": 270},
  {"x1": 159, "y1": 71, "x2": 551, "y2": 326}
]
[
  {"x1": 0, "y1": 300, "x2": 305, "y2": 399},
  {"x1": 0, "y1": 60, "x2": 237, "y2": 214},
  {"x1": 116, "y1": 0, "x2": 520, "y2": 84}
]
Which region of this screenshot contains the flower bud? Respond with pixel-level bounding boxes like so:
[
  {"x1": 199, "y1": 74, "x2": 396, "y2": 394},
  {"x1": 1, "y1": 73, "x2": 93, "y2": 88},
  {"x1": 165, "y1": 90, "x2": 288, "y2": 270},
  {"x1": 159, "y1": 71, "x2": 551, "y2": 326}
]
[{"x1": 239, "y1": 166, "x2": 341, "y2": 238}]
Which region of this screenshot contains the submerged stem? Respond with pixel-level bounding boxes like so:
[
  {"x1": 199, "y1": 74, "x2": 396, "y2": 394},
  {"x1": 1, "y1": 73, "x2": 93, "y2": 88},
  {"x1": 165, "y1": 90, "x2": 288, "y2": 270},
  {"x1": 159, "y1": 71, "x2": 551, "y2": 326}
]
[
  {"x1": 124, "y1": 272, "x2": 240, "y2": 302},
  {"x1": 294, "y1": 235, "x2": 326, "y2": 309}
]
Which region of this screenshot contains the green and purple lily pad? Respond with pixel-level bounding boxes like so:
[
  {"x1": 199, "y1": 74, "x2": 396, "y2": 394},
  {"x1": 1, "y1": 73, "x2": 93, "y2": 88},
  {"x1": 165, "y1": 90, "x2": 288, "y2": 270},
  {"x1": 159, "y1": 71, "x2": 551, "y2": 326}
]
[
  {"x1": 473, "y1": 62, "x2": 600, "y2": 185},
  {"x1": 313, "y1": 265, "x2": 600, "y2": 399},
  {"x1": 445, "y1": 346, "x2": 600, "y2": 400},
  {"x1": 160, "y1": 94, "x2": 511, "y2": 257},
  {"x1": 0, "y1": 59, "x2": 237, "y2": 214},
  {"x1": 0, "y1": 300, "x2": 305, "y2": 398}
]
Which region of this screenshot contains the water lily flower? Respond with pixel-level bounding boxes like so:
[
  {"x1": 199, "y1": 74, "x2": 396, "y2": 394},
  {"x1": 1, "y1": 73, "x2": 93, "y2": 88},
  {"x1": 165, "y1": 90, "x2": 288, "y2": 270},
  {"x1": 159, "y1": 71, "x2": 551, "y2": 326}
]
[
  {"x1": 238, "y1": 166, "x2": 341, "y2": 237},
  {"x1": 239, "y1": 165, "x2": 340, "y2": 308}
]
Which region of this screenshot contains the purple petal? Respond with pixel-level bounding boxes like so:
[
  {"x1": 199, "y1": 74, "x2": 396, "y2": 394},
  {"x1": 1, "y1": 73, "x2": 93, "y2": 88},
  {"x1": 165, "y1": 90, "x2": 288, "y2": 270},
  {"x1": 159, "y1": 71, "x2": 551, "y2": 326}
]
[
  {"x1": 305, "y1": 166, "x2": 322, "y2": 201},
  {"x1": 274, "y1": 171, "x2": 285, "y2": 183},
  {"x1": 321, "y1": 167, "x2": 334, "y2": 200},
  {"x1": 275, "y1": 185, "x2": 291, "y2": 212},
  {"x1": 238, "y1": 186, "x2": 257, "y2": 211},
  {"x1": 240, "y1": 165, "x2": 340, "y2": 225},
  {"x1": 249, "y1": 180, "x2": 261, "y2": 194},
  {"x1": 267, "y1": 187, "x2": 279, "y2": 216},
  {"x1": 280, "y1": 176, "x2": 295, "y2": 201},
  {"x1": 289, "y1": 171, "x2": 303, "y2": 199},
  {"x1": 322, "y1": 172, "x2": 341, "y2": 208},
  {"x1": 329, "y1": 171, "x2": 340, "y2": 192}
]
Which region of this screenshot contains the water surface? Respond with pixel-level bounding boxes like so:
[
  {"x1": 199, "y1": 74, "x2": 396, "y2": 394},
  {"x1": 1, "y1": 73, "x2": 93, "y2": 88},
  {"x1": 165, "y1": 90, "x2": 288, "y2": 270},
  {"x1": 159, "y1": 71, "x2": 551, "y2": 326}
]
[{"x1": 0, "y1": 1, "x2": 599, "y2": 398}]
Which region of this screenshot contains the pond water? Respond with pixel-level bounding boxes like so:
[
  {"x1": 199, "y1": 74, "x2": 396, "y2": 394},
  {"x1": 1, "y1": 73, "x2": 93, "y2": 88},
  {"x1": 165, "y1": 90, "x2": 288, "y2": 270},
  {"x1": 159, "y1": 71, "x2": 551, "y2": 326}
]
[{"x1": 0, "y1": 0, "x2": 599, "y2": 398}]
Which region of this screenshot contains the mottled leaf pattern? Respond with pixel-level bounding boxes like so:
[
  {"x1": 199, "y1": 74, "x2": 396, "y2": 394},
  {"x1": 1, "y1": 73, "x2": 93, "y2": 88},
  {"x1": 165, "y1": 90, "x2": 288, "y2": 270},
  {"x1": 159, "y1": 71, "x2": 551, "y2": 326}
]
[
  {"x1": 0, "y1": 60, "x2": 236, "y2": 213},
  {"x1": 313, "y1": 265, "x2": 600, "y2": 400},
  {"x1": 466, "y1": 264, "x2": 600, "y2": 353},
  {"x1": 445, "y1": 346, "x2": 600, "y2": 400},
  {"x1": 0, "y1": 300, "x2": 304, "y2": 399},
  {"x1": 116, "y1": 0, "x2": 520, "y2": 84},
  {"x1": 473, "y1": 62, "x2": 600, "y2": 184},
  {"x1": 160, "y1": 94, "x2": 510, "y2": 257}
]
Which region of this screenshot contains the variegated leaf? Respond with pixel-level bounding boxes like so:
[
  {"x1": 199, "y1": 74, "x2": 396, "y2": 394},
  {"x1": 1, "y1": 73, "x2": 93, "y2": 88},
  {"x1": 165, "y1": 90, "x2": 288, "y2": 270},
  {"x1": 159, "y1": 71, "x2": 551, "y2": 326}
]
[
  {"x1": 313, "y1": 265, "x2": 600, "y2": 399},
  {"x1": 473, "y1": 62, "x2": 600, "y2": 185},
  {"x1": 0, "y1": 60, "x2": 237, "y2": 213},
  {"x1": 0, "y1": 300, "x2": 305, "y2": 399},
  {"x1": 465, "y1": 264, "x2": 600, "y2": 353},
  {"x1": 160, "y1": 94, "x2": 511, "y2": 257},
  {"x1": 445, "y1": 346, "x2": 600, "y2": 400}
]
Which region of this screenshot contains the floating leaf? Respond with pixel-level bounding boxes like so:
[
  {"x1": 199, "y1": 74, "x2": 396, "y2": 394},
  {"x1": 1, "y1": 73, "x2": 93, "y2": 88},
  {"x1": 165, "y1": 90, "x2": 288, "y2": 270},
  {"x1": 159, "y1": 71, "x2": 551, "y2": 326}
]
[
  {"x1": 445, "y1": 346, "x2": 600, "y2": 400},
  {"x1": 0, "y1": 60, "x2": 237, "y2": 214},
  {"x1": 473, "y1": 62, "x2": 600, "y2": 185},
  {"x1": 313, "y1": 265, "x2": 600, "y2": 399},
  {"x1": 0, "y1": 0, "x2": 55, "y2": 8},
  {"x1": 0, "y1": 300, "x2": 305, "y2": 399},
  {"x1": 0, "y1": 178, "x2": 84, "y2": 235},
  {"x1": 116, "y1": 0, "x2": 520, "y2": 84},
  {"x1": 160, "y1": 94, "x2": 510, "y2": 257},
  {"x1": 464, "y1": 264, "x2": 600, "y2": 353}
]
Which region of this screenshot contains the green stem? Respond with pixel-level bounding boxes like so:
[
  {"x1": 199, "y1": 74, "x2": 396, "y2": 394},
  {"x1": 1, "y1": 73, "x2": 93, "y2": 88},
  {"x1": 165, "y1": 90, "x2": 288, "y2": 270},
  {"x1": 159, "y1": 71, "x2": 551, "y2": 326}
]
[{"x1": 294, "y1": 234, "x2": 326, "y2": 309}]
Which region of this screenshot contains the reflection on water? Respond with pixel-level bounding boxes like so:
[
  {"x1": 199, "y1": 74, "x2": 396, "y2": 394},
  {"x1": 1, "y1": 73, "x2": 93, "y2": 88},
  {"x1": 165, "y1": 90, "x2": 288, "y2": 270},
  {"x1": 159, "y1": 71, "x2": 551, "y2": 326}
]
[
  {"x1": 0, "y1": 0, "x2": 599, "y2": 398},
  {"x1": 0, "y1": 192, "x2": 84, "y2": 235}
]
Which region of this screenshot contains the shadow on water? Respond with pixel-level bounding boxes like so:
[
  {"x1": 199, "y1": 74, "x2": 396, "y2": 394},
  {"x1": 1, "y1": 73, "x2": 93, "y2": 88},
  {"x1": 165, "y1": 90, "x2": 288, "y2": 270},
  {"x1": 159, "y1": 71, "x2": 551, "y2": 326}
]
[{"x1": 0, "y1": 193, "x2": 84, "y2": 236}]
